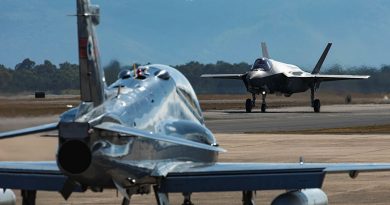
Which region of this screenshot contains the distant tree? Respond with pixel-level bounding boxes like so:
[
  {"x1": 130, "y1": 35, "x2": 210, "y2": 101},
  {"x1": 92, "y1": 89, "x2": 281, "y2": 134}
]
[
  {"x1": 15, "y1": 58, "x2": 35, "y2": 70},
  {"x1": 0, "y1": 64, "x2": 12, "y2": 90},
  {"x1": 324, "y1": 64, "x2": 344, "y2": 74},
  {"x1": 104, "y1": 60, "x2": 121, "y2": 85},
  {"x1": 56, "y1": 62, "x2": 80, "y2": 92},
  {"x1": 2, "y1": 58, "x2": 390, "y2": 95}
]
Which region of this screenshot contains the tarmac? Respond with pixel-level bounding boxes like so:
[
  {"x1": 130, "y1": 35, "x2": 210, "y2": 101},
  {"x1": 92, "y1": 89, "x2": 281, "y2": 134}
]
[
  {"x1": 1, "y1": 133, "x2": 390, "y2": 205},
  {"x1": 204, "y1": 104, "x2": 390, "y2": 133},
  {"x1": 1, "y1": 103, "x2": 390, "y2": 204}
]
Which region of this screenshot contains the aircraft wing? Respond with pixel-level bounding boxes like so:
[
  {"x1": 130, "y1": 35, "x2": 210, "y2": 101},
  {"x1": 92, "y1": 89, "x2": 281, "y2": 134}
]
[
  {"x1": 201, "y1": 74, "x2": 244, "y2": 80},
  {"x1": 158, "y1": 162, "x2": 390, "y2": 193},
  {"x1": 309, "y1": 74, "x2": 369, "y2": 82},
  {"x1": 284, "y1": 73, "x2": 370, "y2": 82},
  {"x1": 0, "y1": 161, "x2": 82, "y2": 192}
]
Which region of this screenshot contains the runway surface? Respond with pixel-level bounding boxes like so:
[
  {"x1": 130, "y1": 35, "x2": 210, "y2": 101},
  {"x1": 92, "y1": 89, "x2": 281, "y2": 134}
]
[
  {"x1": 1, "y1": 104, "x2": 390, "y2": 204},
  {"x1": 204, "y1": 104, "x2": 390, "y2": 133},
  {"x1": 1, "y1": 133, "x2": 390, "y2": 205}
]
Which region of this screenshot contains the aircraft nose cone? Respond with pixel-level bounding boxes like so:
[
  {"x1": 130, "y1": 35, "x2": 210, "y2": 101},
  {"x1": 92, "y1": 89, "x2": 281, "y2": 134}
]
[
  {"x1": 247, "y1": 71, "x2": 266, "y2": 86},
  {"x1": 249, "y1": 70, "x2": 267, "y2": 79},
  {"x1": 248, "y1": 72, "x2": 257, "y2": 80}
]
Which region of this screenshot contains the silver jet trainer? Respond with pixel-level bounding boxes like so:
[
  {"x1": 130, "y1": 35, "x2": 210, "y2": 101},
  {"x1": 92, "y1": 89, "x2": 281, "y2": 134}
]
[
  {"x1": 1, "y1": 1, "x2": 390, "y2": 205},
  {"x1": 202, "y1": 43, "x2": 369, "y2": 113}
]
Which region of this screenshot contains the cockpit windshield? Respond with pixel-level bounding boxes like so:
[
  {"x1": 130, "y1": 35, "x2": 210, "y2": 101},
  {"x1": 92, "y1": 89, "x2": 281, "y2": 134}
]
[{"x1": 252, "y1": 58, "x2": 272, "y2": 71}]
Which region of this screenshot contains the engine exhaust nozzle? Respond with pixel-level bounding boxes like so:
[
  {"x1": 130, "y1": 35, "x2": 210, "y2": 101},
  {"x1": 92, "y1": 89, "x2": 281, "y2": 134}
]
[{"x1": 57, "y1": 140, "x2": 92, "y2": 174}]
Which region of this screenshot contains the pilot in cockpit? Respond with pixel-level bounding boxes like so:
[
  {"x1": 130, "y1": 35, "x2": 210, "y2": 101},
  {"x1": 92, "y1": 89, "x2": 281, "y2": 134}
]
[
  {"x1": 117, "y1": 64, "x2": 150, "y2": 80},
  {"x1": 252, "y1": 58, "x2": 272, "y2": 71},
  {"x1": 135, "y1": 67, "x2": 149, "y2": 79}
]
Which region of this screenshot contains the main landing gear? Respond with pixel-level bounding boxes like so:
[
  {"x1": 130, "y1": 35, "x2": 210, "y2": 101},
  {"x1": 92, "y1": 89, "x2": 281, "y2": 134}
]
[
  {"x1": 152, "y1": 189, "x2": 256, "y2": 205},
  {"x1": 245, "y1": 92, "x2": 267, "y2": 113},
  {"x1": 21, "y1": 190, "x2": 36, "y2": 205},
  {"x1": 310, "y1": 88, "x2": 321, "y2": 113}
]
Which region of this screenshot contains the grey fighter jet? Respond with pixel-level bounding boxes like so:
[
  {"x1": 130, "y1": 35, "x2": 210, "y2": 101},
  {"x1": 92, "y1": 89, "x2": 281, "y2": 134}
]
[
  {"x1": 0, "y1": 1, "x2": 389, "y2": 205},
  {"x1": 202, "y1": 43, "x2": 369, "y2": 113}
]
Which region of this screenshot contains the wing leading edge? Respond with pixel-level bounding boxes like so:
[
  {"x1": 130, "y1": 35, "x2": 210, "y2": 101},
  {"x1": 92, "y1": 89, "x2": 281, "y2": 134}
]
[
  {"x1": 311, "y1": 74, "x2": 370, "y2": 82},
  {"x1": 201, "y1": 74, "x2": 244, "y2": 80},
  {"x1": 283, "y1": 73, "x2": 370, "y2": 82}
]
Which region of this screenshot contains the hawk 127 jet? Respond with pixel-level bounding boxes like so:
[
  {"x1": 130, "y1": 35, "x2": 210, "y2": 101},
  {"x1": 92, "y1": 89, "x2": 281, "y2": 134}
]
[
  {"x1": 0, "y1": 1, "x2": 390, "y2": 205},
  {"x1": 201, "y1": 43, "x2": 369, "y2": 113}
]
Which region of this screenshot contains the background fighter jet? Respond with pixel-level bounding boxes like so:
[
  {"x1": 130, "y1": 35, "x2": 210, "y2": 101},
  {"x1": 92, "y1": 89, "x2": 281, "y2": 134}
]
[
  {"x1": 201, "y1": 43, "x2": 369, "y2": 113},
  {"x1": 1, "y1": 1, "x2": 390, "y2": 205}
]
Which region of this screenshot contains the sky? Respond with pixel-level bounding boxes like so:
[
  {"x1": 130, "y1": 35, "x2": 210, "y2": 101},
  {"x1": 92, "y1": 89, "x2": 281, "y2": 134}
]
[{"x1": 1, "y1": 0, "x2": 390, "y2": 69}]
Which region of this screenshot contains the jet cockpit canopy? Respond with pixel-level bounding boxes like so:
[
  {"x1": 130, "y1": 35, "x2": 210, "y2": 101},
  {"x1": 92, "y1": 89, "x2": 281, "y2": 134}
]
[{"x1": 251, "y1": 58, "x2": 272, "y2": 71}]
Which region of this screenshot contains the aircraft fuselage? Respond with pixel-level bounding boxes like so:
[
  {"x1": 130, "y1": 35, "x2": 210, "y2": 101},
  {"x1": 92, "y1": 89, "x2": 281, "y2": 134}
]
[
  {"x1": 57, "y1": 64, "x2": 218, "y2": 189},
  {"x1": 245, "y1": 58, "x2": 311, "y2": 95}
]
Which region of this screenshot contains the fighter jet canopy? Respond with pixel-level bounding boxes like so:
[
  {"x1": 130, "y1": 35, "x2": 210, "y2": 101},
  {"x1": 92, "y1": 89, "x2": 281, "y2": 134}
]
[{"x1": 252, "y1": 58, "x2": 272, "y2": 71}]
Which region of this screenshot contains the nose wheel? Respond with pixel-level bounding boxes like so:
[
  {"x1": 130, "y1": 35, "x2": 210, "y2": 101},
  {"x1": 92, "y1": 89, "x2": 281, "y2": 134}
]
[
  {"x1": 245, "y1": 99, "x2": 252, "y2": 113},
  {"x1": 245, "y1": 93, "x2": 267, "y2": 113},
  {"x1": 260, "y1": 92, "x2": 267, "y2": 113}
]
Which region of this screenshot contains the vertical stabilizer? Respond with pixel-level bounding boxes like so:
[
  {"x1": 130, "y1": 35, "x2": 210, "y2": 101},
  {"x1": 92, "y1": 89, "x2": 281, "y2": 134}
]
[
  {"x1": 261, "y1": 42, "x2": 270, "y2": 59},
  {"x1": 77, "y1": 0, "x2": 106, "y2": 106},
  {"x1": 311, "y1": 43, "x2": 332, "y2": 74}
]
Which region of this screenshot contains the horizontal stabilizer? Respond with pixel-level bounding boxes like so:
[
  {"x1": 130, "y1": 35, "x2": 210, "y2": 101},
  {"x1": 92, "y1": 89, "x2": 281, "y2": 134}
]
[
  {"x1": 201, "y1": 74, "x2": 244, "y2": 80},
  {"x1": 94, "y1": 122, "x2": 225, "y2": 152},
  {"x1": 0, "y1": 123, "x2": 58, "y2": 140}
]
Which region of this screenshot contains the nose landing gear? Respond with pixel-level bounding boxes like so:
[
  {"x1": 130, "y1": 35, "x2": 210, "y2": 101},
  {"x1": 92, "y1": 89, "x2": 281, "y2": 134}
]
[
  {"x1": 245, "y1": 98, "x2": 252, "y2": 113},
  {"x1": 260, "y1": 92, "x2": 267, "y2": 113}
]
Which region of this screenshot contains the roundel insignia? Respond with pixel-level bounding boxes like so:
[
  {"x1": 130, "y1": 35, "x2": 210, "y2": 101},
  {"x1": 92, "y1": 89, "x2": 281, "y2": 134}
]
[{"x1": 87, "y1": 36, "x2": 95, "y2": 61}]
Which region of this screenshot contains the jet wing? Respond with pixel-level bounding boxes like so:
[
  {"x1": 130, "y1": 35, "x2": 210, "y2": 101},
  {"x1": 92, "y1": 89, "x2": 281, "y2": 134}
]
[
  {"x1": 0, "y1": 161, "x2": 389, "y2": 193},
  {"x1": 0, "y1": 123, "x2": 58, "y2": 140},
  {"x1": 158, "y1": 162, "x2": 390, "y2": 193},
  {"x1": 0, "y1": 161, "x2": 82, "y2": 192},
  {"x1": 309, "y1": 74, "x2": 369, "y2": 82},
  {"x1": 201, "y1": 74, "x2": 244, "y2": 80},
  {"x1": 283, "y1": 73, "x2": 369, "y2": 82}
]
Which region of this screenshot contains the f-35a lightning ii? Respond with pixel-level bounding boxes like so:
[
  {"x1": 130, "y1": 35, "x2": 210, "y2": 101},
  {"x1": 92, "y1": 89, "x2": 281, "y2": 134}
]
[
  {"x1": 202, "y1": 43, "x2": 369, "y2": 113},
  {"x1": 0, "y1": 1, "x2": 389, "y2": 205}
]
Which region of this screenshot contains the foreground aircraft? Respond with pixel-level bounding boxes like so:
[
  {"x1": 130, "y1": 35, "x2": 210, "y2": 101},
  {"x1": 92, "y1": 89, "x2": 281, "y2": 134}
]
[
  {"x1": 1, "y1": 1, "x2": 390, "y2": 205},
  {"x1": 202, "y1": 43, "x2": 369, "y2": 113}
]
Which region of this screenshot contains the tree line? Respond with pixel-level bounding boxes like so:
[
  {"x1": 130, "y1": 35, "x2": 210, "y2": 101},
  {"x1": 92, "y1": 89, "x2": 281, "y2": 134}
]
[{"x1": 0, "y1": 58, "x2": 389, "y2": 95}]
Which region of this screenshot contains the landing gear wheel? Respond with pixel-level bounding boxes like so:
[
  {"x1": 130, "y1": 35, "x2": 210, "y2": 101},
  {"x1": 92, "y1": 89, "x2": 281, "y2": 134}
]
[
  {"x1": 21, "y1": 190, "x2": 36, "y2": 205},
  {"x1": 313, "y1": 99, "x2": 321, "y2": 113},
  {"x1": 261, "y1": 103, "x2": 266, "y2": 113},
  {"x1": 182, "y1": 199, "x2": 194, "y2": 205},
  {"x1": 245, "y1": 99, "x2": 252, "y2": 113},
  {"x1": 182, "y1": 193, "x2": 194, "y2": 205}
]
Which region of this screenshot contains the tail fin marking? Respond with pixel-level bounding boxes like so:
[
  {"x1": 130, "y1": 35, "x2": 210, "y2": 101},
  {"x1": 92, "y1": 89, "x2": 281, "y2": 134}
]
[{"x1": 77, "y1": 0, "x2": 106, "y2": 106}]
